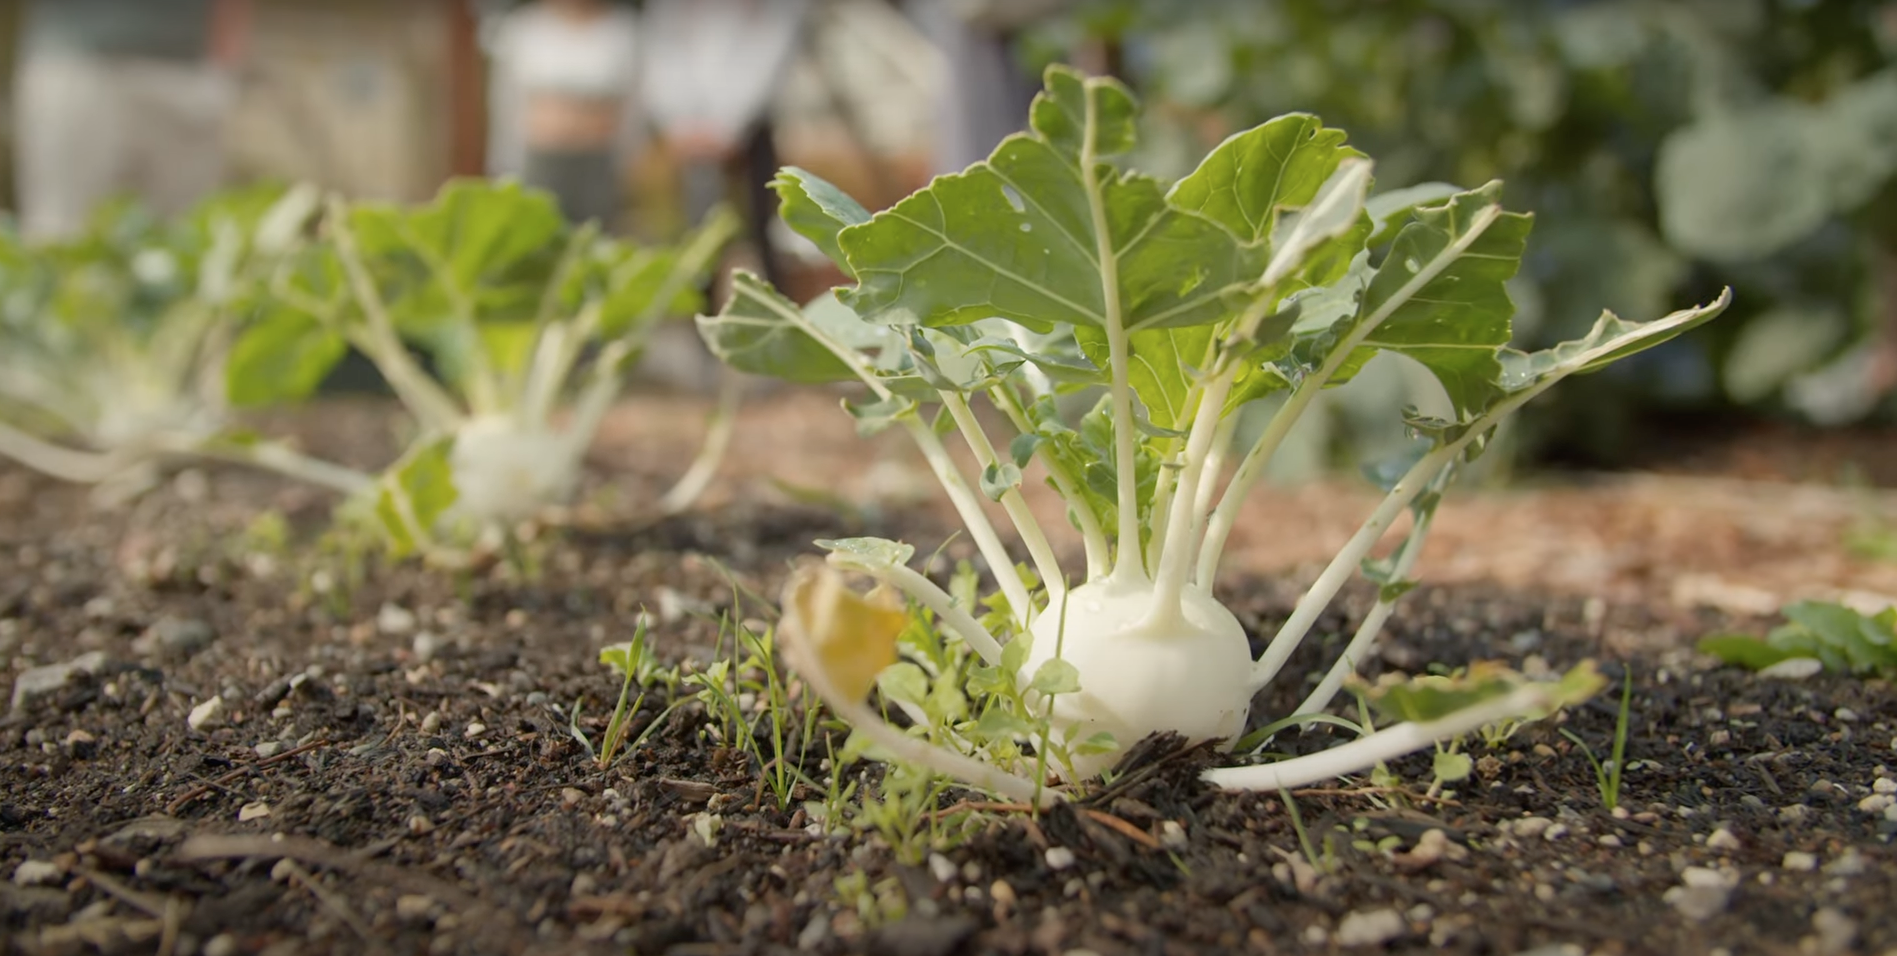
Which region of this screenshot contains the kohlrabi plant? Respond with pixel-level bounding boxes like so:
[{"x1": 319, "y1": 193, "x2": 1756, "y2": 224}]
[
  {"x1": 0, "y1": 185, "x2": 346, "y2": 503},
  {"x1": 226, "y1": 180, "x2": 737, "y2": 559},
  {"x1": 698, "y1": 66, "x2": 1729, "y2": 803}
]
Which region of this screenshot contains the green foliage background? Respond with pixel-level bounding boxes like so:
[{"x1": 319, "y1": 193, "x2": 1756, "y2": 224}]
[{"x1": 1034, "y1": 0, "x2": 1897, "y2": 461}]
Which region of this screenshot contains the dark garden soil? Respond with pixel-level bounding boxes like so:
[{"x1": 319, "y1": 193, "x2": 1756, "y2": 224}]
[{"x1": 3, "y1": 390, "x2": 1895, "y2": 956}]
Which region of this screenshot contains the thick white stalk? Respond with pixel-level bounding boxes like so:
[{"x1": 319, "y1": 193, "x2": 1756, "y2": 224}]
[
  {"x1": 519, "y1": 227, "x2": 594, "y2": 414},
  {"x1": 657, "y1": 372, "x2": 742, "y2": 515},
  {"x1": 1189, "y1": 415, "x2": 1240, "y2": 560},
  {"x1": 1202, "y1": 684, "x2": 1559, "y2": 791},
  {"x1": 902, "y1": 418, "x2": 1036, "y2": 629},
  {"x1": 560, "y1": 325, "x2": 633, "y2": 468},
  {"x1": 1199, "y1": 204, "x2": 1504, "y2": 583},
  {"x1": 1251, "y1": 381, "x2": 1545, "y2": 692},
  {"x1": 1197, "y1": 379, "x2": 1319, "y2": 583},
  {"x1": 0, "y1": 420, "x2": 133, "y2": 484},
  {"x1": 1142, "y1": 457, "x2": 1177, "y2": 577},
  {"x1": 990, "y1": 386, "x2": 1109, "y2": 580},
  {"x1": 194, "y1": 440, "x2": 375, "y2": 497},
  {"x1": 1078, "y1": 90, "x2": 1143, "y2": 583},
  {"x1": 524, "y1": 304, "x2": 601, "y2": 427},
  {"x1": 833, "y1": 555, "x2": 1004, "y2": 666},
  {"x1": 940, "y1": 393, "x2": 1064, "y2": 605},
  {"x1": 1148, "y1": 369, "x2": 1238, "y2": 617},
  {"x1": 741, "y1": 283, "x2": 1035, "y2": 622},
  {"x1": 1249, "y1": 444, "x2": 1452, "y2": 691},
  {"x1": 1290, "y1": 504, "x2": 1435, "y2": 717},
  {"x1": 327, "y1": 200, "x2": 465, "y2": 433}
]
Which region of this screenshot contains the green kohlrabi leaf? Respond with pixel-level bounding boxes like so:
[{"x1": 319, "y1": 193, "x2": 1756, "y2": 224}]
[
  {"x1": 1262, "y1": 157, "x2": 1374, "y2": 287},
  {"x1": 356, "y1": 179, "x2": 565, "y2": 296},
  {"x1": 1029, "y1": 657, "x2": 1082, "y2": 696},
  {"x1": 835, "y1": 65, "x2": 1263, "y2": 334},
  {"x1": 224, "y1": 308, "x2": 348, "y2": 407},
  {"x1": 773, "y1": 168, "x2": 872, "y2": 269},
  {"x1": 1699, "y1": 599, "x2": 1897, "y2": 677},
  {"x1": 1354, "y1": 182, "x2": 1534, "y2": 416},
  {"x1": 695, "y1": 272, "x2": 868, "y2": 384},
  {"x1": 1170, "y1": 113, "x2": 1365, "y2": 245},
  {"x1": 1365, "y1": 182, "x2": 1464, "y2": 247},
  {"x1": 1362, "y1": 660, "x2": 1604, "y2": 725},
  {"x1": 1696, "y1": 634, "x2": 1807, "y2": 672},
  {"x1": 1498, "y1": 290, "x2": 1734, "y2": 393},
  {"x1": 1074, "y1": 323, "x2": 1212, "y2": 432},
  {"x1": 817, "y1": 536, "x2": 918, "y2": 572},
  {"x1": 373, "y1": 438, "x2": 458, "y2": 558}
]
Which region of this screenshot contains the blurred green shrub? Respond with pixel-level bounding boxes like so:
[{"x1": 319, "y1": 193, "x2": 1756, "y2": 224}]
[{"x1": 1035, "y1": 0, "x2": 1897, "y2": 463}]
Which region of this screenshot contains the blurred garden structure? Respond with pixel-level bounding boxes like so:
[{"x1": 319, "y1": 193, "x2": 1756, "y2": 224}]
[{"x1": 2, "y1": 0, "x2": 1895, "y2": 461}]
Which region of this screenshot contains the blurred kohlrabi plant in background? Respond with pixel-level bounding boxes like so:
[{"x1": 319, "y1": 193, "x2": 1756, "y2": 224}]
[
  {"x1": 0, "y1": 184, "x2": 360, "y2": 503},
  {"x1": 225, "y1": 180, "x2": 738, "y2": 562}
]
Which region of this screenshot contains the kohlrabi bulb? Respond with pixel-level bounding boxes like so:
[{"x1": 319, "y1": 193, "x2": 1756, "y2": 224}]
[
  {"x1": 448, "y1": 415, "x2": 578, "y2": 524},
  {"x1": 1021, "y1": 578, "x2": 1255, "y2": 779}
]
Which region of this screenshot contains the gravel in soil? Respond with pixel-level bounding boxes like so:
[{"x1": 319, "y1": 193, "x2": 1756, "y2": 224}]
[{"x1": 2, "y1": 395, "x2": 1895, "y2": 956}]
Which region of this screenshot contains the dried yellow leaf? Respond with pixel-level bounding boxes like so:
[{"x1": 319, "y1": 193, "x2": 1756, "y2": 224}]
[{"x1": 782, "y1": 565, "x2": 907, "y2": 701}]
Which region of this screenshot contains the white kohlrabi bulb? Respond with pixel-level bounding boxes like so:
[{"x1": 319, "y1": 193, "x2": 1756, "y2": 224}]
[
  {"x1": 448, "y1": 416, "x2": 577, "y2": 524},
  {"x1": 1021, "y1": 578, "x2": 1254, "y2": 779}
]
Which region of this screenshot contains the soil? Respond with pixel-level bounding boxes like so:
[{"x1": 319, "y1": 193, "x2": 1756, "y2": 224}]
[{"x1": 3, "y1": 389, "x2": 1895, "y2": 956}]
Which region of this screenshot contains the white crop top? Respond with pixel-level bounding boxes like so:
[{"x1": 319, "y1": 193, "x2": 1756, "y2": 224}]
[{"x1": 493, "y1": 6, "x2": 638, "y2": 100}]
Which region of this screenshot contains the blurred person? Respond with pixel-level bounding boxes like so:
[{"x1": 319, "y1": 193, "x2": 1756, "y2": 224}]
[
  {"x1": 12, "y1": 0, "x2": 250, "y2": 240},
  {"x1": 485, "y1": 0, "x2": 642, "y2": 228},
  {"x1": 907, "y1": 0, "x2": 1071, "y2": 175},
  {"x1": 640, "y1": 0, "x2": 811, "y2": 286}
]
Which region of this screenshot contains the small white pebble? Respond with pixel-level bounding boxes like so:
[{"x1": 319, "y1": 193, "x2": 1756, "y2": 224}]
[
  {"x1": 395, "y1": 894, "x2": 436, "y2": 921},
  {"x1": 1335, "y1": 908, "x2": 1405, "y2": 947},
  {"x1": 187, "y1": 696, "x2": 225, "y2": 731},
  {"x1": 377, "y1": 603, "x2": 417, "y2": 636},
  {"x1": 1782, "y1": 851, "x2": 1818, "y2": 872},
  {"x1": 270, "y1": 859, "x2": 296, "y2": 882},
  {"x1": 237, "y1": 802, "x2": 271, "y2": 822},
  {"x1": 1044, "y1": 847, "x2": 1077, "y2": 870},
  {"x1": 1160, "y1": 820, "x2": 1187, "y2": 849},
  {"x1": 1707, "y1": 828, "x2": 1741, "y2": 852},
  {"x1": 1681, "y1": 866, "x2": 1735, "y2": 889},
  {"x1": 1857, "y1": 793, "x2": 1894, "y2": 814},
  {"x1": 203, "y1": 934, "x2": 239, "y2": 956},
  {"x1": 1542, "y1": 823, "x2": 1570, "y2": 842},
  {"x1": 253, "y1": 741, "x2": 281, "y2": 759},
  {"x1": 12, "y1": 860, "x2": 64, "y2": 886},
  {"x1": 420, "y1": 712, "x2": 442, "y2": 734},
  {"x1": 928, "y1": 853, "x2": 957, "y2": 884},
  {"x1": 1513, "y1": 816, "x2": 1553, "y2": 838},
  {"x1": 1598, "y1": 834, "x2": 1623, "y2": 848},
  {"x1": 1834, "y1": 708, "x2": 1859, "y2": 723},
  {"x1": 1873, "y1": 777, "x2": 1896, "y2": 795},
  {"x1": 464, "y1": 721, "x2": 487, "y2": 739}
]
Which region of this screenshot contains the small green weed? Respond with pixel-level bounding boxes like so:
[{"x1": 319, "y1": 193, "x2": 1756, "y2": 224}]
[{"x1": 1559, "y1": 666, "x2": 1634, "y2": 812}]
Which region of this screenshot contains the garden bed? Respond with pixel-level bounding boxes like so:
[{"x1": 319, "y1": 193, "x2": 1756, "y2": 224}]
[{"x1": 3, "y1": 389, "x2": 1895, "y2": 956}]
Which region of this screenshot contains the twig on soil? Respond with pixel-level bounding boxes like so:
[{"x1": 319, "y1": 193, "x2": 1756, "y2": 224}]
[
  {"x1": 175, "y1": 833, "x2": 490, "y2": 919},
  {"x1": 164, "y1": 738, "x2": 332, "y2": 814},
  {"x1": 158, "y1": 896, "x2": 184, "y2": 956},
  {"x1": 277, "y1": 858, "x2": 374, "y2": 942},
  {"x1": 1076, "y1": 809, "x2": 1162, "y2": 850},
  {"x1": 922, "y1": 800, "x2": 1032, "y2": 822},
  {"x1": 1288, "y1": 786, "x2": 1462, "y2": 807},
  {"x1": 76, "y1": 867, "x2": 173, "y2": 919}
]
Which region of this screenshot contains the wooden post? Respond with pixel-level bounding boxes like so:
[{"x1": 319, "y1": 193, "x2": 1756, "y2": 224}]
[{"x1": 446, "y1": 0, "x2": 486, "y2": 177}]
